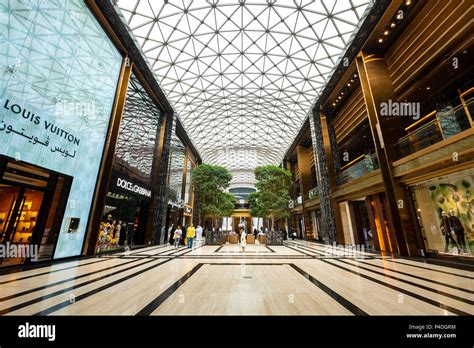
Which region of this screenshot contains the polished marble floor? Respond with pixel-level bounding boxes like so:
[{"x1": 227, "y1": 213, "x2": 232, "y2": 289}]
[{"x1": 0, "y1": 241, "x2": 472, "y2": 315}]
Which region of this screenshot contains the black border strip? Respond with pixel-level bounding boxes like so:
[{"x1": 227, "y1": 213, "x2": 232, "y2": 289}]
[
  {"x1": 265, "y1": 245, "x2": 276, "y2": 253},
  {"x1": 0, "y1": 245, "x2": 181, "y2": 301},
  {"x1": 351, "y1": 259, "x2": 474, "y2": 294},
  {"x1": 336, "y1": 259, "x2": 474, "y2": 305},
  {"x1": 287, "y1": 241, "x2": 375, "y2": 258},
  {"x1": 136, "y1": 263, "x2": 204, "y2": 316},
  {"x1": 137, "y1": 262, "x2": 368, "y2": 316},
  {"x1": 287, "y1": 241, "x2": 474, "y2": 279},
  {"x1": 0, "y1": 244, "x2": 167, "y2": 281},
  {"x1": 289, "y1": 264, "x2": 368, "y2": 316},
  {"x1": 382, "y1": 258, "x2": 474, "y2": 280},
  {"x1": 322, "y1": 259, "x2": 470, "y2": 316},
  {"x1": 0, "y1": 258, "x2": 159, "y2": 315},
  {"x1": 213, "y1": 245, "x2": 225, "y2": 253},
  {"x1": 24, "y1": 246, "x2": 202, "y2": 316},
  {"x1": 0, "y1": 245, "x2": 171, "y2": 286},
  {"x1": 208, "y1": 263, "x2": 285, "y2": 266},
  {"x1": 289, "y1": 240, "x2": 474, "y2": 273},
  {"x1": 0, "y1": 258, "x2": 143, "y2": 302},
  {"x1": 32, "y1": 258, "x2": 174, "y2": 316},
  {"x1": 0, "y1": 258, "x2": 109, "y2": 285},
  {"x1": 283, "y1": 243, "x2": 317, "y2": 257}
]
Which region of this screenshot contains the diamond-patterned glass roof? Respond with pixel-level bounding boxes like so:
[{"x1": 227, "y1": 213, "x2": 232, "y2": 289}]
[{"x1": 117, "y1": 0, "x2": 372, "y2": 186}]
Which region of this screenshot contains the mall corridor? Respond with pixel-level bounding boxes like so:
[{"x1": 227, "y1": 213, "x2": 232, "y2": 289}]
[
  {"x1": 0, "y1": 241, "x2": 472, "y2": 316},
  {"x1": 0, "y1": 1, "x2": 473, "y2": 346}
]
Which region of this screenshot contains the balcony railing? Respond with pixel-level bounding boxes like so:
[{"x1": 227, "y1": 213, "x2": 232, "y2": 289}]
[
  {"x1": 336, "y1": 153, "x2": 379, "y2": 185},
  {"x1": 393, "y1": 100, "x2": 473, "y2": 160},
  {"x1": 308, "y1": 186, "x2": 319, "y2": 199}
]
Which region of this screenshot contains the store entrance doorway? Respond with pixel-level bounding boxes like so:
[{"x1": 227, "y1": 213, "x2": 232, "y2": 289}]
[{"x1": 0, "y1": 156, "x2": 71, "y2": 267}]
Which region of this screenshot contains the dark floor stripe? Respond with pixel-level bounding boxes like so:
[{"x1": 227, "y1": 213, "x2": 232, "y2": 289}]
[
  {"x1": 136, "y1": 263, "x2": 204, "y2": 316},
  {"x1": 208, "y1": 263, "x2": 285, "y2": 265},
  {"x1": 382, "y1": 258, "x2": 474, "y2": 280},
  {"x1": 290, "y1": 240, "x2": 474, "y2": 274},
  {"x1": 289, "y1": 240, "x2": 395, "y2": 258},
  {"x1": 179, "y1": 255, "x2": 322, "y2": 259},
  {"x1": 351, "y1": 259, "x2": 474, "y2": 294},
  {"x1": 120, "y1": 245, "x2": 184, "y2": 258},
  {"x1": 2, "y1": 245, "x2": 201, "y2": 315},
  {"x1": 114, "y1": 244, "x2": 168, "y2": 256},
  {"x1": 24, "y1": 247, "x2": 200, "y2": 315},
  {"x1": 286, "y1": 243, "x2": 330, "y2": 256},
  {"x1": 265, "y1": 245, "x2": 276, "y2": 253},
  {"x1": 214, "y1": 245, "x2": 225, "y2": 253},
  {"x1": 0, "y1": 258, "x2": 159, "y2": 315},
  {"x1": 336, "y1": 259, "x2": 474, "y2": 305},
  {"x1": 289, "y1": 264, "x2": 368, "y2": 316},
  {"x1": 322, "y1": 259, "x2": 470, "y2": 316},
  {"x1": 0, "y1": 245, "x2": 168, "y2": 283},
  {"x1": 0, "y1": 258, "x2": 143, "y2": 302},
  {"x1": 214, "y1": 250, "x2": 272, "y2": 253},
  {"x1": 288, "y1": 242, "x2": 373, "y2": 258},
  {"x1": 0, "y1": 257, "x2": 105, "y2": 276},
  {"x1": 288, "y1": 241, "x2": 474, "y2": 279},
  {"x1": 0, "y1": 258, "x2": 110, "y2": 285},
  {"x1": 283, "y1": 243, "x2": 317, "y2": 257},
  {"x1": 33, "y1": 258, "x2": 175, "y2": 316}
]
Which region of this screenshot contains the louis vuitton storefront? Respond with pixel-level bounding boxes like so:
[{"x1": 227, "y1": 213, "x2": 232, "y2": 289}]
[{"x1": 0, "y1": 1, "x2": 123, "y2": 265}]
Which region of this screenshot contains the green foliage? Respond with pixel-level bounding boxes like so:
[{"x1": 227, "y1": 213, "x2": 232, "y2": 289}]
[
  {"x1": 192, "y1": 164, "x2": 234, "y2": 225},
  {"x1": 192, "y1": 164, "x2": 232, "y2": 192},
  {"x1": 252, "y1": 165, "x2": 291, "y2": 228},
  {"x1": 248, "y1": 191, "x2": 266, "y2": 219}
]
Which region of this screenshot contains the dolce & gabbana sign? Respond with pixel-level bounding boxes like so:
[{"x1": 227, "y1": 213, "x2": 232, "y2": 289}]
[{"x1": 116, "y1": 177, "x2": 152, "y2": 198}]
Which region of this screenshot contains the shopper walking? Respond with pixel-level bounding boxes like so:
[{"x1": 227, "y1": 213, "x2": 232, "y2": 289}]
[
  {"x1": 173, "y1": 226, "x2": 182, "y2": 249},
  {"x1": 186, "y1": 223, "x2": 195, "y2": 249},
  {"x1": 196, "y1": 224, "x2": 203, "y2": 244},
  {"x1": 240, "y1": 229, "x2": 247, "y2": 252}
]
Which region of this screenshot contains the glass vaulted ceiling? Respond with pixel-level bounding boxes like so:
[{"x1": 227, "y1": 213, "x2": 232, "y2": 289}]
[{"x1": 117, "y1": 0, "x2": 372, "y2": 187}]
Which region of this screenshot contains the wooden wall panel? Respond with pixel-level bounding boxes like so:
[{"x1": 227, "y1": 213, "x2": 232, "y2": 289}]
[
  {"x1": 333, "y1": 87, "x2": 367, "y2": 143},
  {"x1": 386, "y1": 0, "x2": 473, "y2": 95}
]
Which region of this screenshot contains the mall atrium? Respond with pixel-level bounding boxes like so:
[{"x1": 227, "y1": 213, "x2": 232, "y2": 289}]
[{"x1": 0, "y1": 0, "x2": 472, "y2": 323}]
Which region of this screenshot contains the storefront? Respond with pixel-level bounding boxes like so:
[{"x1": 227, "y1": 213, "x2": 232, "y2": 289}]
[
  {"x1": 183, "y1": 205, "x2": 193, "y2": 228},
  {"x1": 94, "y1": 71, "x2": 164, "y2": 252},
  {"x1": 0, "y1": 1, "x2": 122, "y2": 265},
  {"x1": 163, "y1": 118, "x2": 201, "y2": 239},
  {"x1": 0, "y1": 157, "x2": 72, "y2": 266},
  {"x1": 309, "y1": 209, "x2": 322, "y2": 241},
  {"x1": 411, "y1": 168, "x2": 474, "y2": 258},
  {"x1": 96, "y1": 169, "x2": 152, "y2": 252}
]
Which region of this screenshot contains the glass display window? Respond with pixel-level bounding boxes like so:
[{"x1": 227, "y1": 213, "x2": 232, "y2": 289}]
[{"x1": 412, "y1": 168, "x2": 474, "y2": 257}]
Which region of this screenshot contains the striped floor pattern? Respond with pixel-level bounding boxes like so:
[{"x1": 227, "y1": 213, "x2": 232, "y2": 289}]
[{"x1": 0, "y1": 241, "x2": 472, "y2": 315}]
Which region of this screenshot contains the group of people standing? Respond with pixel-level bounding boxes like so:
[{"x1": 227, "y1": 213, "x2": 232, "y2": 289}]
[{"x1": 168, "y1": 223, "x2": 204, "y2": 249}]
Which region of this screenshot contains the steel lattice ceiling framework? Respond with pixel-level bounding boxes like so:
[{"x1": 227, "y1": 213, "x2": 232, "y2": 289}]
[{"x1": 117, "y1": 0, "x2": 372, "y2": 186}]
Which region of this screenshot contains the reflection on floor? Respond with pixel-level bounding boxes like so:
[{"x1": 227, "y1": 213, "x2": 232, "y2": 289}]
[{"x1": 0, "y1": 241, "x2": 472, "y2": 316}]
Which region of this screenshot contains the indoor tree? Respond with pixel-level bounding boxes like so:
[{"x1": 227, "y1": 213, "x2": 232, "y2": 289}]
[
  {"x1": 192, "y1": 164, "x2": 235, "y2": 229},
  {"x1": 248, "y1": 191, "x2": 266, "y2": 230},
  {"x1": 253, "y1": 165, "x2": 291, "y2": 231}
]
